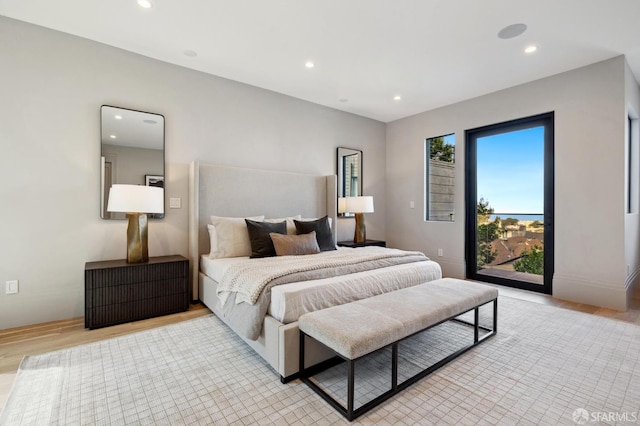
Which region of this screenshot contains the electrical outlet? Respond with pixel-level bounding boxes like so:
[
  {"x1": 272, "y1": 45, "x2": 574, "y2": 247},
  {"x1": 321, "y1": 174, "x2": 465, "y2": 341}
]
[
  {"x1": 437, "y1": 248, "x2": 443, "y2": 257},
  {"x1": 169, "y1": 197, "x2": 181, "y2": 209},
  {"x1": 6, "y1": 280, "x2": 18, "y2": 295}
]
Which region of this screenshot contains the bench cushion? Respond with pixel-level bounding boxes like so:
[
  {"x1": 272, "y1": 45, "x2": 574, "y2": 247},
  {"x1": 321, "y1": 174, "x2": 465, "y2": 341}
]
[{"x1": 298, "y1": 278, "x2": 498, "y2": 359}]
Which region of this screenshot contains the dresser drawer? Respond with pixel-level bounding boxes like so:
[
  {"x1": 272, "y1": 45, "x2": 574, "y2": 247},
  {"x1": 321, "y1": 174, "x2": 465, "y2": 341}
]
[{"x1": 85, "y1": 255, "x2": 189, "y2": 329}]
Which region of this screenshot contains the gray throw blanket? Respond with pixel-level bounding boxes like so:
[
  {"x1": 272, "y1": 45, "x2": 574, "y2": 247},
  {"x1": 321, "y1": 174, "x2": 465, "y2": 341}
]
[{"x1": 216, "y1": 247, "x2": 430, "y2": 340}]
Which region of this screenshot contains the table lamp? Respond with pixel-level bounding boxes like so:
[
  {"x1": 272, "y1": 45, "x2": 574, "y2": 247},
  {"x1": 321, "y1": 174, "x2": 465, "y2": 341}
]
[
  {"x1": 340, "y1": 196, "x2": 374, "y2": 243},
  {"x1": 107, "y1": 184, "x2": 164, "y2": 263}
]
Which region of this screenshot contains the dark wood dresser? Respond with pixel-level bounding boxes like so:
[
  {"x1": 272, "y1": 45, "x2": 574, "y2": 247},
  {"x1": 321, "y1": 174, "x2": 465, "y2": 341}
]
[{"x1": 85, "y1": 255, "x2": 189, "y2": 329}]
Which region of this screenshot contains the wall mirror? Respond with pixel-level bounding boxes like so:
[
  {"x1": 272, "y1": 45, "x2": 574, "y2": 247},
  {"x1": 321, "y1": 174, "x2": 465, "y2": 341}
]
[
  {"x1": 100, "y1": 105, "x2": 165, "y2": 219},
  {"x1": 337, "y1": 147, "x2": 363, "y2": 217}
]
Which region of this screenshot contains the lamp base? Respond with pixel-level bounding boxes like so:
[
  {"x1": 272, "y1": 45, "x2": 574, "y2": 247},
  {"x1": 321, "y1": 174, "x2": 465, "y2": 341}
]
[
  {"x1": 126, "y1": 213, "x2": 149, "y2": 263},
  {"x1": 353, "y1": 212, "x2": 366, "y2": 243}
]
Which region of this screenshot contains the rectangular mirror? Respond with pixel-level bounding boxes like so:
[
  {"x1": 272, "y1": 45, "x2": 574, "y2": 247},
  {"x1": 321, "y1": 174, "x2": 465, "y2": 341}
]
[
  {"x1": 337, "y1": 147, "x2": 363, "y2": 217},
  {"x1": 100, "y1": 105, "x2": 165, "y2": 219}
]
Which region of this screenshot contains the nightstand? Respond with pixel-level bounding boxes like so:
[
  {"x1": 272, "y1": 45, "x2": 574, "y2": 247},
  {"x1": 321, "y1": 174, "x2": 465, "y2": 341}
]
[
  {"x1": 337, "y1": 239, "x2": 386, "y2": 248},
  {"x1": 85, "y1": 255, "x2": 189, "y2": 329}
]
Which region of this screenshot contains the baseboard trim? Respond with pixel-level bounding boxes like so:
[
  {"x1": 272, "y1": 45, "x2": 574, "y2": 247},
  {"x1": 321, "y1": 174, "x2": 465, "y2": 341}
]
[
  {"x1": 626, "y1": 266, "x2": 640, "y2": 300},
  {"x1": 554, "y1": 272, "x2": 627, "y2": 311}
]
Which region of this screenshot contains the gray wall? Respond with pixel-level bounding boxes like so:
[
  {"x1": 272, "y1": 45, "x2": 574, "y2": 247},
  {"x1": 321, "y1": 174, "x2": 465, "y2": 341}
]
[
  {"x1": 0, "y1": 17, "x2": 386, "y2": 329},
  {"x1": 624, "y1": 60, "x2": 640, "y2": 299},
  {"x1": 387, "y1": 56, "x2": 634, "y2": 311}
]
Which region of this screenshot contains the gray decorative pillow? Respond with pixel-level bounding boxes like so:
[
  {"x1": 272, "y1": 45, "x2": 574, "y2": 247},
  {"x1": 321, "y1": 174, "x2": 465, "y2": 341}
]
[
  {"x1": 270, "y1": 231, "x2": 321, "y2": 256},
  {"x1": 245, "y1": 219, "x2": 287, "y2": 258}
]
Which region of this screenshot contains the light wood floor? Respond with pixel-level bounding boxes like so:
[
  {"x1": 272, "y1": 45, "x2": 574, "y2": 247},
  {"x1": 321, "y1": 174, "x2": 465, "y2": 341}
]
[
  {"x1": 1, "y1": 288, "x2": 639, "y2": 412},
  {"x1": 0, "y1": 304, "x2": 211, "y2": 375}
]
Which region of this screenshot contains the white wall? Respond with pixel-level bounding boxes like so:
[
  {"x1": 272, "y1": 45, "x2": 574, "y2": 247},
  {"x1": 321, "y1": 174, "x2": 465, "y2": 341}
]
[
  {"x1": 386, "y1": 57, "x2": 628, "y2": 310},
  {"x1": 624, "y1": 61, "x2": 640, "y2": 299},
  {"x1": 0, "y1": 17, "x2": 386, "y2": 329}
]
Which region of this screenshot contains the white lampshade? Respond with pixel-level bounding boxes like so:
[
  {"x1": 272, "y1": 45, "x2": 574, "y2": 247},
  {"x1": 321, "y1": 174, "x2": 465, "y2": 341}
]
[
  {"x1": 107, "y1": 184, "x2": 164, "y2": 214},
  {"x1": 342, "y1": 196, "x2": 374, "y2": 214},
  {"x1": 338, "y1": 197, "x2": 347, "y2": 214}
]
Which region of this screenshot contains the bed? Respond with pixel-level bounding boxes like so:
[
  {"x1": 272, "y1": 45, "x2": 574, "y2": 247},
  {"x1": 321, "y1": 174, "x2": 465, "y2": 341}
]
[{"x1": 188, "y1": 161, "x2": 442, "y2": 381}]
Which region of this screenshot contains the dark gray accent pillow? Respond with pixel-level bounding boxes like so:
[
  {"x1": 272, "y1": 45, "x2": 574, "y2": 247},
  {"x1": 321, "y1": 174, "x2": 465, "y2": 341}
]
[
  {"x1": 245, "y1": 219, "x2": 287, "y2": 258},
  {"x1": 294, "y1": 216, "x2": 336, "y2": 251}
]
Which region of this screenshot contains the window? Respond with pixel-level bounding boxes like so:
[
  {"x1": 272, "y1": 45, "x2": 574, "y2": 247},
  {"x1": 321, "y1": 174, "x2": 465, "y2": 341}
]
[{"x1": 425, "y1": 134, "x2": 455, "y2": 221}]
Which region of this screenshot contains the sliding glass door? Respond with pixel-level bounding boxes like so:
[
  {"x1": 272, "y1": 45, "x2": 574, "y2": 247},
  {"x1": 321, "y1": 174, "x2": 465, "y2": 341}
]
[{"x1": 465, "y1": 113, "x2": 554, "y2": 294}]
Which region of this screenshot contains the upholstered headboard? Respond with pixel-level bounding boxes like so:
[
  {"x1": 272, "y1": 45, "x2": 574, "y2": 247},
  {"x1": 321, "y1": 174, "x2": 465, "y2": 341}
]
[{"x1": 188, "y1": 161, "x2": 337, "y2": 300}]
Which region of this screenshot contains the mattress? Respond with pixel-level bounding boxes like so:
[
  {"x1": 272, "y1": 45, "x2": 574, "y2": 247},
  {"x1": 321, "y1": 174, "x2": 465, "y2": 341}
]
[
  {"x1": 200, "y1": 254, "x2": 442, "y2": 324},
  {"x1": 200, "y1": 255, "x2": 248, "y2": 283}
]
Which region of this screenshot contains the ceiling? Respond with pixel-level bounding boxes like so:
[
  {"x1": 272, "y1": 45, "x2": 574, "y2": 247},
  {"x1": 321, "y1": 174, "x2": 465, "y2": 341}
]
[
  {"x1": 1, "y1": 0, "x2": 640, "y2": 122},
  {"x1": 101, "y1": 106, "x2": 164, "y2": 150}
]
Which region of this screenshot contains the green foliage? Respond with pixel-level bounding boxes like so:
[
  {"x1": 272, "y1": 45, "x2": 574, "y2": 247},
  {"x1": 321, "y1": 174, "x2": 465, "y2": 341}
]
[
  {"x1": 477, "y1": 197, "x2": 494, "y2": 215},
  {"x1": 477, "y1": 240, "x2": 497, "y2": 267},
  {"x1": 478, "y1": 221, "x2": 500, "y2": 243},
  {"x1": 428, "y1": 137, "x2": 455, "y2": 163},
  {"x1": 502, "y1": 217, "x2": 519, "y2": 227},
  {"x1": 476, "y1": 198, "x2": 498, "y2": 268},
  {"x1": 531, "y1": 220, "x2": 543, "y2": 228},
  {"x1": 513, "y1": 246, "x2": 544, "y2": 275}
]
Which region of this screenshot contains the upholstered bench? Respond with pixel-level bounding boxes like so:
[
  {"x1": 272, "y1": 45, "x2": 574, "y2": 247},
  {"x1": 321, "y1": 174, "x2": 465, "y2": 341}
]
[{"x1": 298, "y1": 278, "x2": 498, "y2": 421}]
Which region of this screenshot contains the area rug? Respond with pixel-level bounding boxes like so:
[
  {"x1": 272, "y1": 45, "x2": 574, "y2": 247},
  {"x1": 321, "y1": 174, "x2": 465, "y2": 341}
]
[{"x1": 2, "y1": 296, "x2": 640, "y2": 425}]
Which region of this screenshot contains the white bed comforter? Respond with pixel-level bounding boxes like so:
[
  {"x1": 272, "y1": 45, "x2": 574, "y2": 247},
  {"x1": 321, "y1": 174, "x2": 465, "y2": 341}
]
[
  {"x1": 212, "y1": 247, "x2": 439, "y2": 340},
  {"x1": 217, "y1": 246, "x2": 428, "y2": 306}
]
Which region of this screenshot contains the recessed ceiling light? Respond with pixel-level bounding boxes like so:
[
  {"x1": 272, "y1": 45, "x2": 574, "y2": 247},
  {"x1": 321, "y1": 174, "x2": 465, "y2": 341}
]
[
  {"x1": 137, "y1": 0, "x2": 152, "y2": 8},
  {"x1": 184, "y1": 50, "x2": 197, "y2": 58},
  {"x1": 305, "y1": 61, "x2": 315, "y2": 69},
  {"x1": 110, "y1": 135, "x2": 117, "y2": 139},
  {"x1": 498, "y1": 23, "x2": 527, "y2": 39},
  {"x1": 114, "y1": 115, "x2": 122, "y2": 120},
  {"x1": 393, "y1": 95, "x2": 402, "y2": 101},
  {"x1": 524, "y1": 45, "x2": 538, "y2": 54}
]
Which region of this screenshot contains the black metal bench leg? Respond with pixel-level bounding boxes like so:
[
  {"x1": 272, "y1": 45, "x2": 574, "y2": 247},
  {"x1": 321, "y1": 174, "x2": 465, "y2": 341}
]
[
  {"x1": 474, "y1": 307, "x2": 479, "y2": 343},
  {"x1": 299, "y1": 331, "x2": 305, "y2": 375},
  {"x1": 347, "y1": 360, "x2": 355, "y2": 420},
  {"x1": 392, "y1": 343, "x2": 398, "y2": 391},
  {"x1": 493, "y1": 299, "x2": 498, "y2": 333}
]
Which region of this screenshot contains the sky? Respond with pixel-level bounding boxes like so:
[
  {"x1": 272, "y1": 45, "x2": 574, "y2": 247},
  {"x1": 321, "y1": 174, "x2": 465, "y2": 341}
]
[
  {"x1": 443, "y1": 134, "x2": 455, "y2": 146},
  {"x1": 476, "y1": 126, "x2": 544, "y2": 214}
]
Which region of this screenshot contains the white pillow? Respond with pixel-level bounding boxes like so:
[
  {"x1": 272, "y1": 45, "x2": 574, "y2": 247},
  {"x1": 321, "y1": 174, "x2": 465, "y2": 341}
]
[
  {"x1": 208, "y1": 215, "x2": 264, "y2": 259},
  {"x1": 265, "y1": 215, "x2": 301, "y2": 235}
]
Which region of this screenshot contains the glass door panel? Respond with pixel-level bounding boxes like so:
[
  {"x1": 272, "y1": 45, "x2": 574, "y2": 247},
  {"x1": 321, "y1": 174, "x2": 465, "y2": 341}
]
[
  {"x1": 476, "y1": 127, "x2": 544, "y2": 285},
  {"x1": 466, "y1": 113, "x2": 553, "y2": 294}
]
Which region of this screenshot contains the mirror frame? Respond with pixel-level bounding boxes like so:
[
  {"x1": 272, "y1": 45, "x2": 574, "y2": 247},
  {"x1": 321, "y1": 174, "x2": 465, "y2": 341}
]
[
  {"x1": 337, "y1": 147, "x2": 363, "y2": 217},
  {"x1": 100, "y1": 105, "x2": 165, "y2": 219}
]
